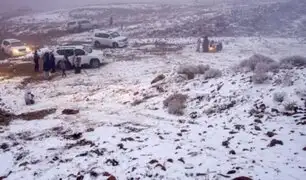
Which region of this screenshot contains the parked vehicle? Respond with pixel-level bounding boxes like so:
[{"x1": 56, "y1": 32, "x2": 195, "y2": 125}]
[
  {"x1": 66, "y1": 20, "x2": 98, "y2": 32},
  {"x1": 1, "y1": 39, "x2": 32, "y2": 57},
  {"x1": 93, "y1": 31, "x2": 128, "y2": 48},
  {"x1": 53, "y1": 45, "x2": 103, "y2": 68}
]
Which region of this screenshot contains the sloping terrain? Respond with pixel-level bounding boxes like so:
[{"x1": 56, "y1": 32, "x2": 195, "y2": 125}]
[{"x1": 1, "y1": 37, "x2": 306, "y2": 179}]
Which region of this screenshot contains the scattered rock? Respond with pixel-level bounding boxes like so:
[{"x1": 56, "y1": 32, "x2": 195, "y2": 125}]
[
  {"x1": 121, "y1": 137, "x2": 135, "y2": 141},
  {"x1": 102, "y1": 172, "x2": 111, "y2": 176},
  {"x1": 148, "y1": 159, "x2": 159, "y2": 164},
  {"x1": 0, "y1": 143, "x2": 9, "y2": 150},
  {"x1": 64, "y1": 133, "x2": 82, "y2": 140},
  {"x1": 271, "y1": 108, "x2": 279, "y2": 113},
  {"x1": 266, "y1": 131, "x2": 276, "y2": 138},
  {"x1": 66, "y1": 139, "x2": 95, "y2": 149},
  {"x1": 229, "y1": 150, "x2": 236, "y2": 155},
  {"x1": 151, "y1": 74, "x2": 165, "y2": 84},
  {"x1": 155, "y1": 163, "x2": 166, "y2": 171},
  {"x1": 105, "y1": 159, "x2": 119, "y2": 166},
  {"x1": 117, "y1": 143, "x2": 127, "y2": 150},
  {"x1": 167, "y1": 158, "x2": 173, "y2": 163},
  {"x1": 268, "y1": 139, "x2": 283, "y2": 147},
  {"x1": 89, "y1": 171, "x2": 99, "y2": 177},
  {"x1": 227, "y1": 170, "x2": 236, "y2": 174},
  {"x1": 232, "y1": 176, "x2": 253, "y2": 180},
  {"x1": 62, "y1": 109, "x2": 79, "y2": 115},
  {"x1": 303, "y1": 147, "x2": 306, "y2": 151},
  {"x1": 178, "y1": 157, "x2": 185, "y2": 164},
  {"x1": 254, "y1": 126, "x2": 261, "y2": 131},
  {"x1": 189, "y1": 112, "x2": 198, "y2": 119},
  {"x1": 76, "y1": 175, "x2": 84, "y2": 180},
  {"x1": 254, "y1": 119, "x2": 262, "y2": 123}
]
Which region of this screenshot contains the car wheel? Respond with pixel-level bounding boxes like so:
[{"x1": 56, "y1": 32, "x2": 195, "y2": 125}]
[
  {"x1": 112, "y1": 42, "x2": 119, "y2": 48},
  {"x1": 90, "y1": 59, "x2": 100, "y2": 68},
  {"x1": 94, "y1": 41, "x2": 101, "y2": 48}
]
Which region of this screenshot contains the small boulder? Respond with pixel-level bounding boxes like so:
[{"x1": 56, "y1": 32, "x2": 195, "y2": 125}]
[
  {"x1": 151, "y1": 74, "x2": 165, "y2": 84},
  {"x1": 268, "y1": 139, "x2": 283, "y2": 147},
  {"x1": 266, "y1": 131, "x2": 276, "y2": 138},
  {"x1": 62, "y1": 109, "x2": 79, "y2": 115}
]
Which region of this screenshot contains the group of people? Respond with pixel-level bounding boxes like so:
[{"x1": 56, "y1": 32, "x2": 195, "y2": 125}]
[
  {"x1": 33, "y1": 50, "x2": 71, "y2": 79},
  {"x1": 196, "y1": 36, "x2": 223, "y2": 53}
]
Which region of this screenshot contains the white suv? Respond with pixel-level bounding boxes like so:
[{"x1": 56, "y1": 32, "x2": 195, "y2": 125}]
[
  {"x1": 1, "y1": 39, "x2": 32, "y2": 57},
  {"x1": 53, "y1": 45, "x2": 103, "y2": 68},
  {"x1": 66, "y1": 20, "x2": 98, "y2": 32},
  {"x1": 93, "y1": 31, "x2": 128, "y2": 48}
]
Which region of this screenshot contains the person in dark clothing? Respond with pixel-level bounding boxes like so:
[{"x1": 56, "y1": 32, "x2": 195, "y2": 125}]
[
  {"x1": 60, "y1": 59, "x2": 67, "y2": 77},
  {"x1": 43, "y1": 52, "x2": 51, "y2": 80},
  {"x1": 74, "y1": 56, "x2": 81, "y2": 74},
  {"x1": 33, "y1": 50, "x2": 39, "y2": 72},
  {"x1": 216, "y1": 42, "x2": 223, "y2": 52},
  {"x1": 202, "y1": 36, "x2": 209, "y2": 53},
  {"x1": 50, "y1": 51, "x2": 56, "y2": 73}
]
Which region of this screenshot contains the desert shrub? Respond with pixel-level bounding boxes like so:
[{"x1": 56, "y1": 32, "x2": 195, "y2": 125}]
[
  {"x1": 268, "y1": 62, "x2": 280, "y2": 73},
  {"x1": 177, "y1": 65, "x2": 198, "y2": 79},
  {"x1": 203, "y1": 68, "x2": 222, "y2": 79},
  {"x1": 163, "y1": 93, "x2": 188, "y2": 116},
  {"x1": 239, "y1": 54, "x2": 275, "y2": 71},
  {"x1": 280, "y1": 56, "x2": 306, "y2": 67},
  {"x1": 197, "y1": 64, "x2": 210, "y2": 74},
  {"x1": 273, "y1": 92, "x2": 286, "y2": 103},
  {"x1": 282, "y1": 73, "x2": 294, "y2": 86},
  {"x1": 252, "y1": 72, "x2": 269, "y2": 84},
  {"x1": 283, "y1": 101, "x2": 297, "y2": 111}
]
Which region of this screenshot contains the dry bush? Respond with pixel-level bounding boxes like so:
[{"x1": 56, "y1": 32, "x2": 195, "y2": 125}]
[
  {"x1": 163, "y1": 93, "x2": 188, "y2": 115},
  {"x1": 282, "y1": 73, "x2": 294, "y2": 86},
  {"x1": 252, "y1": 72, "x2": 269, "y2": 84},
  {"x1": 273, "y1": 92, "x2": 286, "y2": 103},
  {"x1": 280, "y1": 56, "x2": 306, "y2": 67},
  {"x1": 239, "y1": 54, "x2": 275, "y2": 71},
  {"x1": 203, "y1": 68, "x2": 222, "y2": 79},
  {"x1": 197, "y1": 64, "x2": 210, "y2": 74},
  {"x1": 283, "y1": 101, "x2": 297, "y2": 111}
]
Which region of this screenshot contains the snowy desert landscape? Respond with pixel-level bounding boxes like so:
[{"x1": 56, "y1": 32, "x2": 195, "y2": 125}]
[{"x1": 1, "y1": 0, "x2": 306, "y2": 180}]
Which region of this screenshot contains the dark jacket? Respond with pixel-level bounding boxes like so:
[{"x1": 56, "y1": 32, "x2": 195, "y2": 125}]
[
  {"x1": 34, "y1": 51, "x2": 39, "y2": 63},
  {"x1": 203, "y1": 37, "x2": 209, "y2": 52},
  {"x1": 43, "y1": 52, "x2": 51, "y2": 71}
]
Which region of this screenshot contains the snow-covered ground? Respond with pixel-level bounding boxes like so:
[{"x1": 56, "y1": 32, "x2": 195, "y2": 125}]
[{"x1": 1, "y1": 37, "x2": 306, "y2": 179}]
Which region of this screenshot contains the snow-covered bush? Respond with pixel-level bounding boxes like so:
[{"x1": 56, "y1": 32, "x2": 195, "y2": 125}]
[
  {"x1": 273, "y1": 92, "x2": 286, "y2": 103},
  {"x1": 197, "y1": 64, "x2": 210, "y2": 74},
  {"x1": 283, "y1": 101, "x2": 297, "y2": 111},
  {"x1": 254, "y1": 62, "x2": 280, "y2": 73},
  {"x1": 280, "y1": 56, "x2": 306, "y2": 67},
  {"x1": 252, "y1": 72, "x2": 269, "y2": 84},
  {"x1": 282, "y1": 73, "x2": 294, "y2": 86},
  {"x1": 163, "y1": 93, "x2": 188, "y2": 115},
  {"x1": 203, "y1": 68, "x2": 222, "y2": 79},
  {"x1": 177, "y1": 65, "x2": 198, "y2": 79},
  {"x1": 239, "y1": 54, "x2": 275, "y2": 71}
]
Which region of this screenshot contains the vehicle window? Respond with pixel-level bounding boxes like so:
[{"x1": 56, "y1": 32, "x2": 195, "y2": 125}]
[
  {"x1": 3, "y1": 41, "x2": 9, "y2": 46},
  {"x1": 67, "y1": 22, "x2": 76, "y2": 26},
  {"x1": 100, "y1": 33, "x2": 110, "y2": 38},
  {"x1": 56, "y1": 49, "x2": 65, "y2": 56},
  {"x1": 111, "y1": 32, "x2": 120, "y2": 38},
  {"x1": 65, "y1": 49, "x2": 74, "y2": 56},
  {"x1": 75, "y1": 49, "x2": 85, "y2": 56},
  {"x1": 11, "y1": 41, "x2": 23, "y2": 46}
]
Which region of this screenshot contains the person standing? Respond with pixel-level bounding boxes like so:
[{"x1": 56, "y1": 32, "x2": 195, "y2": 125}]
[
  {"x1": 50, "y1": 51, "x2": 56, "y2": 73},
  {"x1": 43, "y1": 52, "x2": 51, "y2": 80},
  {"x1": 74, "y1": 55, "x2": 81, "y2": 74},
  {"x1": 33, "y1": 50, "x2": 39, "y2": 72},
  {"x1": 202, "y1": 36, "x2": 209, "y2": 53},
  {"x1": 196, "y1": 38, "x2": 201, "y2": 52},
  {"x1": 24, "y1": 90, "x2": 35, "y2": 105},
  {"x1": 60, "y1": 59, "x2": 67, "y2": 77}
]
